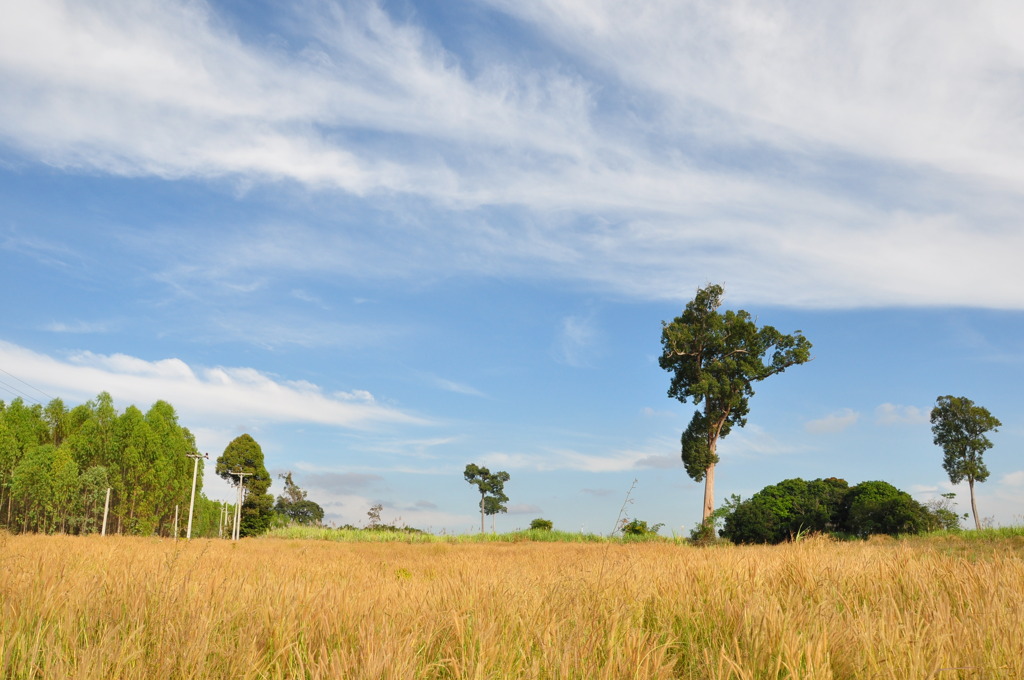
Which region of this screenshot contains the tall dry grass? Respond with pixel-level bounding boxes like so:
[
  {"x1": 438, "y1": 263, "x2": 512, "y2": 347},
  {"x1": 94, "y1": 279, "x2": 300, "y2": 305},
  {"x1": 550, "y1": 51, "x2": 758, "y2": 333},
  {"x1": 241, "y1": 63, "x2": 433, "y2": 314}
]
[{"x1": 1, "y1": 532, "x2": 1022, "y2": 679}]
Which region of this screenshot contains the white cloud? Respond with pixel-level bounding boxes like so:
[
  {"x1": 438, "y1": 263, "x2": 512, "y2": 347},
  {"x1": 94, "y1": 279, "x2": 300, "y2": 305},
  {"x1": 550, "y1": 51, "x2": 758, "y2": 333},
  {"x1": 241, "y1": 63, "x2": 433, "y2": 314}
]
[
  {"x1": 875, "y1": 403, "x2": 930, "y2": 425},
  {"x1": 805, "y1": 408, "x2": 860, "y2": 434},
  {"x1": 0, "y1": 340, "x2": 428, "y2": 430},
  {"x1": 507, "y1": 503, "x2": 543, "y2": 515},
  {"x1": 5, "y1": 1, "x2": 1024, "y2": 308},
  {"x1": 478, "y1": 438, "x2": 686, "y2": 473},
  {"x1": 718, "y1": 424, "x2": 805, "y2": 457},
  {"x1": 1000, "y1": 470, "x2": 1024, "y2": 487}
]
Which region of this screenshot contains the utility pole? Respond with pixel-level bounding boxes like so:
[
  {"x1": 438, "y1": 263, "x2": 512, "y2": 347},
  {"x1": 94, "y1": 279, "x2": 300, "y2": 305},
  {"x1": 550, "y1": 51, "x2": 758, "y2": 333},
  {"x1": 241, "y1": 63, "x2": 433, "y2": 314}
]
[
  {"x1": 101, "y1": 487, "x2": 111, "y2": 536},
  {"x1": 185, "y1": 452, "x2": 209, "y2": 539},
  {"x1": 227, "y1": 470, "x2": 252, "y2": 540}
]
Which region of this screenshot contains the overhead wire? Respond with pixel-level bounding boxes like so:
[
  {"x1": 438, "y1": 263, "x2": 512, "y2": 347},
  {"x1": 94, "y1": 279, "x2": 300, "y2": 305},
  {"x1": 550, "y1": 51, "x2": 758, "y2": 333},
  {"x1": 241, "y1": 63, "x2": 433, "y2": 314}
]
[{"x1": 0, "y1": 365, "x2": 56, "y2": 406}]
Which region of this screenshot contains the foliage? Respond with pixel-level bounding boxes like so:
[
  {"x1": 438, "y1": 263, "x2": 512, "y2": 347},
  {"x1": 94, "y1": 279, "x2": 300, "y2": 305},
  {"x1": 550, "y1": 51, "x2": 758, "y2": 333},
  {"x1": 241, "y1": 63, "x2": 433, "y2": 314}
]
[
  {"x1": 924, "y1": 493, "x2": 965, "y2": 532},
  {"x1": 722, "y1": 477, "x2": 933, "y2": 543},
  {"x1": 464, "y1": 463, "x2": 510, "y2": 533},
  {"x1": 659, "y1": 284, "x2": 812, "y2": 521},
  {"x1": 690, "y1": 494, "x2": 741, "y2": 545},
  {"x1": 620, "y1": 518, "x2": 664, "y2": 537},
  {"x1": 529, "y1": 518, "x2": 554, "y2": 531},
  {"x1": 0, "y1": 394, "x2": 220, "y2": 536},
  {"x1": 217, "y1": 434, "x2": 274, "y2": 537},
  {"x1": 274, "y1": 472, "x2": 324, "y2": 526},
  {"x1": 930, "y1": 395, "x2": 1001, "y2": 530}
]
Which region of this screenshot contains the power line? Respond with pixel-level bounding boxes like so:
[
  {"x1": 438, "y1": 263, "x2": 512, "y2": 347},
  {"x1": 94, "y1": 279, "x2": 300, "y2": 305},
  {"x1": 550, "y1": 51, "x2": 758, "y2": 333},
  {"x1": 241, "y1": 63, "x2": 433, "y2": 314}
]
[
  {"x1": 0, "y1": 377, "x2": 43, "y2": 405},
  {"x1": 0, "y1": 365, "x2": 56, "y2": 404}
]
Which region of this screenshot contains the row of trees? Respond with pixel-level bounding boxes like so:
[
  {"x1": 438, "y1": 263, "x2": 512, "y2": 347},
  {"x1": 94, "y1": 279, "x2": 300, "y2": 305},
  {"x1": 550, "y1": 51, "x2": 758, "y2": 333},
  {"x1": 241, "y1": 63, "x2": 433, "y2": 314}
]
[
  {"x1": 661, "y1": 284, "x2": 1003, "y2": 534},
  {"x1": 0, "y1": 393, "x2": 225, "y2": 535},
  {"x1": 0, "y1": 395, "x2": 324, "y2": 537}
]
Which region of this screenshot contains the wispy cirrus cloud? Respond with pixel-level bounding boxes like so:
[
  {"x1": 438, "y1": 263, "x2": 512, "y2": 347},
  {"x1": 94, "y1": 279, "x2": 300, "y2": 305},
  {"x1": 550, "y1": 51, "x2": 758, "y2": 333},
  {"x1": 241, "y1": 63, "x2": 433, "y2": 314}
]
[{"x1": 5, "y1": 1, "x2": 1024, "y2": 309}]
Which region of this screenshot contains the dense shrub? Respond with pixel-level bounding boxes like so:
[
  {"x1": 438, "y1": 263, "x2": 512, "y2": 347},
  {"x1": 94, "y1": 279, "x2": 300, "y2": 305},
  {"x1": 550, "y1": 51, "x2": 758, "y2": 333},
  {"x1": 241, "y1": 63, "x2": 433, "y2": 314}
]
[
  {"x1": 529, "y1": 518, "x2": 554, "y2": 531},
  {"x1": 722, "y1": 477, "x2": 932, "y2": 544}
]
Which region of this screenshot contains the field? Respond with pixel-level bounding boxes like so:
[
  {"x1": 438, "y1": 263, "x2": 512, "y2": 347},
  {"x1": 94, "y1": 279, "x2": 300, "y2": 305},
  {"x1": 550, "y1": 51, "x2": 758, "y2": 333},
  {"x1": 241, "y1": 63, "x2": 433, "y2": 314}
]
[{"x1": 2, "y1": 532, "x2": 1023, "y2": 679}]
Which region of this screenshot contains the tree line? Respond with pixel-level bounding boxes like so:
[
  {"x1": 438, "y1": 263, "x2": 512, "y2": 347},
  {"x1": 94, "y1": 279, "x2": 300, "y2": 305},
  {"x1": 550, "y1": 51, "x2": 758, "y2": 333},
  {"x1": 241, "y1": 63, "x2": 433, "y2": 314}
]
[{"x1": 0, "y1": 393, "x2": 225, "y2": 536}]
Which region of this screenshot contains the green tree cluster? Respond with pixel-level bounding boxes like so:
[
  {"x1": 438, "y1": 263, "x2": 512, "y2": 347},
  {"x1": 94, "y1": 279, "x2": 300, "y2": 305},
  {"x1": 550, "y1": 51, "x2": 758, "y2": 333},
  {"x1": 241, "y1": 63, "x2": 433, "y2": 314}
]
[
  {"x1": 0, "y1": 393, "x2": 224, "y2": 536},
  {"x1": 274, "y1": 471, "x2": 324, "y2": 526},
  {"x1": 721, "y1": 478, "x2": 942, "y2": 543}
]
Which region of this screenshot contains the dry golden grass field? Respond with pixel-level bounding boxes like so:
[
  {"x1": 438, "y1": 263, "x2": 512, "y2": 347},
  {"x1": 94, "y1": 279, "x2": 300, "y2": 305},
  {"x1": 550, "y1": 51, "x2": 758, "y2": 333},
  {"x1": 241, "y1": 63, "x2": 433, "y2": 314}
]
[{"x1": 1, "y1": 532, "x2": 1023, "y2": 679}]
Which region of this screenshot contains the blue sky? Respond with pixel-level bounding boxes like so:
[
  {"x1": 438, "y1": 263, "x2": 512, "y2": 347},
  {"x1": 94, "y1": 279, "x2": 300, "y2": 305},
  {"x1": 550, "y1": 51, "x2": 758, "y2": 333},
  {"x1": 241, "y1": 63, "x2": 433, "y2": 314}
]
[{"x1": 1, "y1": 0, "x2": 1022, "y2": 533}]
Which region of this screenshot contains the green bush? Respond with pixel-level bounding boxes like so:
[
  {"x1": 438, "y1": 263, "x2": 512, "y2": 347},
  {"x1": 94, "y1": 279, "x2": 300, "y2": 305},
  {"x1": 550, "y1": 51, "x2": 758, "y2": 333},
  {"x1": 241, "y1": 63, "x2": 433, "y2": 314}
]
[
  {"x1": 620, "y1": 518, "x2": 664, "y2": 537},
  {"x1": 722, "y1": 477, "x2": 932, "y2": 544},
  {"x1": 529, "y1": 518, "x2": 554, "y2": 531}
]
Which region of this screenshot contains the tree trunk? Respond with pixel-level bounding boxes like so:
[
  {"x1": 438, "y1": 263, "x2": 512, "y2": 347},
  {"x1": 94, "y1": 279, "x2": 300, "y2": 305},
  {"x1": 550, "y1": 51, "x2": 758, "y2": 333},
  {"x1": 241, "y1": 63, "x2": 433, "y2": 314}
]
[
  {"x1": 969, "y1": 478, "x2": 980, "y2": 531},
  {"x1": 701, "y1": 421, "x2": 722, "y2": 524},
  {"x1": 479, "y1": 495, "x2": 485, "y2": 533},
  {"x1": 702, "y1": 463, "x2": 715, "y2": 523}
]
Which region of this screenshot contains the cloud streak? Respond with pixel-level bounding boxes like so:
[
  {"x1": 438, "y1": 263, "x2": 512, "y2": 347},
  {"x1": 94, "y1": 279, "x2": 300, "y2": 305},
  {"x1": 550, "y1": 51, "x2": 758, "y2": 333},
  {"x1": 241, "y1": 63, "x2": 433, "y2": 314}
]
[
  {"x1": 805, "y1": 408, "x2": 860, "y2": 434},
  {"x1": 0, "y1": 340, "x2": 429, "y2": 430}
]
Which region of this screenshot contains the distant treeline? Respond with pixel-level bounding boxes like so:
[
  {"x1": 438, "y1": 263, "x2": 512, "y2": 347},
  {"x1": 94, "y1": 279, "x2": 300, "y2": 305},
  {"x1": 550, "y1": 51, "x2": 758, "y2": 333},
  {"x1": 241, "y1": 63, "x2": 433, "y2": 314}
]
[{"x1": 0, "y1": 393, "x2": 224, "y2": 536}]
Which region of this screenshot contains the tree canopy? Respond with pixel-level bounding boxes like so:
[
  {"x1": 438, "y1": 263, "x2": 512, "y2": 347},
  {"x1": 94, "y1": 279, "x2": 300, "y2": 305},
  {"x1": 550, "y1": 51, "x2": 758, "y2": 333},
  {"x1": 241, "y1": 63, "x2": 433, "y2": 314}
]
[
  {"x1": 930, "y1": 395, "x2": 1000, "y2": 530},
  {"x1": 660, "y1": 284, "x2": 812, "y2": 523},
  {"x1": 217, "y1": 434, "x2": 274, "y2": 537}
]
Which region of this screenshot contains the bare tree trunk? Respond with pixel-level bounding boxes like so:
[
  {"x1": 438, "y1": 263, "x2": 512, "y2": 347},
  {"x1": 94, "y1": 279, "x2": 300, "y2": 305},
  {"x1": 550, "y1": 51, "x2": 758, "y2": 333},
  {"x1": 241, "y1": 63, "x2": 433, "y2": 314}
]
[
  {"x1": 702, "y1": 427, "x2": 721, "y2": 523},
  {"x1": 702, "y1": 463, "x2": 715, "y2": 523},
  {"x1": 479, "y1": 495, "x2": 485, "y2": 533},
  {"x1": 969, "y1": 478, "x2": 981, "y2": 531}
]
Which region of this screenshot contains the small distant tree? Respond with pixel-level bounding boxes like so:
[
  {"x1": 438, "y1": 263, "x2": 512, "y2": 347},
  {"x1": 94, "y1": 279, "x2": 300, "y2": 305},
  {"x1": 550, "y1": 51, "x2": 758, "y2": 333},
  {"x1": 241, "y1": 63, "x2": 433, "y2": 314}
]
[
  {"x1": 930, "y1": 395, "x2": 1001, "y2": 531},
  {"x1": 464, "y1": 464, "x2": 510, "y2": 533},
  {"x1": 367, "y1": 503, "x2": 383, "y2": 529},
  {"x1": 529, "y1": 518, "x2": 553, "y2": 531},
  {"x1": 274, "y1": 472, "x2": 324, "y2": 526}
]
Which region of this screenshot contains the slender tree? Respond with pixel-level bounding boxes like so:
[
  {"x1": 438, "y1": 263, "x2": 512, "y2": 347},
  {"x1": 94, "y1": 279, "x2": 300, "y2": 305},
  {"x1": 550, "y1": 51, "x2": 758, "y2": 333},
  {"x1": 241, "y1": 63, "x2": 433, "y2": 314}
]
[
  {"x1": 464, "y1": 464, "x2": 510, "y2": 533},
  {"x1": 930, "y1": 395, "x2": 1001, "y2": 531},
  {"x1": 660, "y1": 284, "x2": 812, "y2": 524}
]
